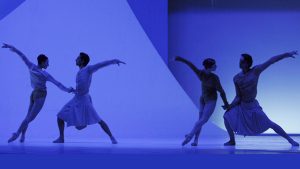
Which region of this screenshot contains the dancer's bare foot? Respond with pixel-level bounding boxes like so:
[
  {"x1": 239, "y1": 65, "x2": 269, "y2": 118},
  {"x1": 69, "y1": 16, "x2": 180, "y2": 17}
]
[
  {"x1": 53, "y1": 137, "x2": 64, "y2": 143},
  {"x1": 191, "y1": 142, "x2": 198, "y2": 146},
  {"x1": 224, "y1": 140, "x2": 236, "y2": 146},
  {"x1": 8, "y1": 133, "x2": 19, "y2": 143},
  {"x1": 289, "y1": 140, "x2": 299, "y2": 147},
  {"x1": 19, "y1": 135, "x2": 25, "y2": 143},
  {"x1": 182, "y1": 135, "x2": 193, "y2": 146},
  {"x1": 110, "y1": 136, "x2": 118, "y2": 144}
]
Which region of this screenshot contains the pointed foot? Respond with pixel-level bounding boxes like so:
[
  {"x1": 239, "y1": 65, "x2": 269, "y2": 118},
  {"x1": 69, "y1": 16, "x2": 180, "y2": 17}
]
[{"x1": 8, "y1": 133, "x2": 19, "y2": 143}]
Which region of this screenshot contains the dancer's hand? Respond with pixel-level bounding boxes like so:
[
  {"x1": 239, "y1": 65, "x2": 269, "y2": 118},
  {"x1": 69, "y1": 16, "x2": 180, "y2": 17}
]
[
  {"x1": 2, "y1": 43, "x2": 16, "y2": 51},
  {"x1": 222, "y1": 104, "x2": 232, "y2": 111},
  {"x1": 287, "y1": 51, "x2": 298, "y2": 58},
  {"x1": 113, "y1": 59, "x2": 126, "y2": 66},
  {"x1": 174, "y1": 56, "x2": 182, "y2": 61},
  {"x1": 67, "y1": 87, "x2": 75, "y2": 93}
]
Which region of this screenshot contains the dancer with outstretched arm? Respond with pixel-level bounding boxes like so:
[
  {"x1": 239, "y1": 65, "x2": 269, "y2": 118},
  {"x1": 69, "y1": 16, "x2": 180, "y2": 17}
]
[
  {"x1": 53, "y1": 52, "x2": 125, "y2": 144},
  {"x1": 175, "y1": 56, "x2": 229, "y2": 146},
  {"x1": 223, "y1": 52, "x2": 299, "y2": 146},
  {"x1": 2, "y1": 43, "x2": 74, "y2": 143}
]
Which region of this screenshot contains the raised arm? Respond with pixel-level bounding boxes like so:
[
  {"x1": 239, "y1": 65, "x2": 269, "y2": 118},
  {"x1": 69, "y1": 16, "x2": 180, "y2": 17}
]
[
  {"x1": 2, "y1": 43, "x2": 34, "y2": 68},
  {"x1": 215, "y1": 77, "x2": 230, "y2": 109},
  {"x1": 47, "y1": 74, "x2": 74, "y2": 93},
  {"x1": 175, "y1": 56, "x2": 202, "y2": 75},
  {"x1": 88, "y1": 59, "x2": 125, "y2": 73},
  {"x1": 255, "y1": 51, "x2": 298, "y2": 75}
]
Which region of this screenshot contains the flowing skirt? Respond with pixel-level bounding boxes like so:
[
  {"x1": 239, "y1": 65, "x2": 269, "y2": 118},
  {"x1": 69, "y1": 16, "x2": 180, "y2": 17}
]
[
  {"x1": 224, "y1": 99, "x2": 272, "y2": 136},
  {"x1": 57, "y1": 94, "x2": 102, "y2": 129}
]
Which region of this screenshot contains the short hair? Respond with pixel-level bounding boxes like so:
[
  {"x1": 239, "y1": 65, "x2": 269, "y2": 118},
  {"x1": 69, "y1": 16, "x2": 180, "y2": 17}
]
[
  {"x1": 241, "y1": 53, "x2": 253, "y2": 67},
  {"x1": 202, "y1": 58, "x2": 216, "y2": 69},
  {"x1": 37, "y1": 54, "x2": 48, "y2": 65},
  {"x1": 79, "y1": 52, "x2": 90, "y2": 66}
]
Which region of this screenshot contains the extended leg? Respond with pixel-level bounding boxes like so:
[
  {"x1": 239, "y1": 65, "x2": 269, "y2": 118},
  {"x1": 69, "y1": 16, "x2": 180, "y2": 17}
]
[
  {"x1": 182, "y1": 101, "x2": 216, "y2": 146},
  {"x1": 20, "y1": 98, "x2": 35, "y2": 143},
  {"x1": 270, "y1": 121, "x2": 299, "y2": 146},
  {"x1": 98, "y1": 120, "x2": 117, "y2": 144},
  {"x1": 192, "y1": 98, "x2": 205, "y2": 146},
  {"x1": 8, "y1": 98, "x2": 45, "y2": 143}
]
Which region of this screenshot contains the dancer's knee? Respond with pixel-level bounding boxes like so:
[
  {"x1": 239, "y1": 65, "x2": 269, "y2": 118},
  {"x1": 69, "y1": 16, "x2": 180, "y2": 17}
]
[
  {"x1": 268, "y1": 121, "x2": 277, "y2": 129},
  {"x1": 196, "y1": 118, "x2": 208, "y2": 126}
]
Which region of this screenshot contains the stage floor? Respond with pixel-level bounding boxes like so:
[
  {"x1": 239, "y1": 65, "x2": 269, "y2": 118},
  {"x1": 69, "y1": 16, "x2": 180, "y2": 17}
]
[{"x1": 1, "y1": 136, "x2": 299, "y2": 155}]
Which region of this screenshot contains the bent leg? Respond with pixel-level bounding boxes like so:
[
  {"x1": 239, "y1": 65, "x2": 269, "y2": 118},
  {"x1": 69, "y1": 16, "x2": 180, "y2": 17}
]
[
  {"x1": 224, "y1": 116, "x2": 236, "y2": 146},
  {"x1": 182, "y1": 100, "x2": 216, "y2": 146},
  {"x1": 8, "y1": 98, "x2": 45, "y2": 143},
  {"x1": 189, "y1": 100, "x2": 216, "y2": 136}
]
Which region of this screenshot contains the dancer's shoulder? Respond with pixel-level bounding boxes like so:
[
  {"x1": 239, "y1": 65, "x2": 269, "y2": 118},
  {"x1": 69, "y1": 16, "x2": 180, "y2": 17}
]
[{"x1": 233, "y1": 73, "x2": 242, "y2": 81}]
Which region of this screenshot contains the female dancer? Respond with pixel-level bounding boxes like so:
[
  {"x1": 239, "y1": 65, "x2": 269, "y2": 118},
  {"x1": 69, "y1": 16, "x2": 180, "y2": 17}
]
[
  {"x1": 175, "y1": 56, "x2": 229, "y2": 146},
  {"x1": 2, "y1": 43, "x2": 74, "y2": 143}
]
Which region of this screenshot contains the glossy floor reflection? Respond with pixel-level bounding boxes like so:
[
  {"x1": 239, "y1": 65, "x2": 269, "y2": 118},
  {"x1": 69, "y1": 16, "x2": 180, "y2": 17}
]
[{"x1": 0, "y1": 136, "x2": 299, "y2": 155}]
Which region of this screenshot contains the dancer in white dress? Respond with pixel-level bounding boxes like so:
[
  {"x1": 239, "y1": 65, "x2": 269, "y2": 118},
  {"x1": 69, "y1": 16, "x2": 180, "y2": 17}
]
[
  {"x1": 224, "y1": 52, "x2": 299, "y2": 146},
  {"x1": 53, "y1": 52, "x2": 125, "y2": 144},
  {"x1": 2, "y1": 43, "x2": 74, "y2": 143}
]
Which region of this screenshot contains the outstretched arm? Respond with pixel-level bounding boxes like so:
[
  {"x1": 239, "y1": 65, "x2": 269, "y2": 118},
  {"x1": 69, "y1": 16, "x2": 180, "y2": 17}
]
[
  {"x1": 175, "y1": 56, "x2": 202, "y2": 75},
  {"x1": 2, "y1": 43, "x2": 34, "y2": 68},
  {"x1": 255, "y1": 51, "x2": 298, "y2": 75},
  {"x1": 88, "y1": 59, "x2": 126, "y2": 73},
  {"x1": 215, "y1": 77, "x2": 230, "y2": 109},
  {"x1": 47, "y1": 74, "x2": 74, "y2": 93}
]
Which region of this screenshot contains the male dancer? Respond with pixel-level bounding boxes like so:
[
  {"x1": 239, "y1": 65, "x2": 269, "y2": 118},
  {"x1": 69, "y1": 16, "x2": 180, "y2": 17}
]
[
  {"x1": 53, "y1": 52, "x2": 125, "y2": 144},
  {"x1": 224, "y1": 52, "x2": 299, "y2": 146}
]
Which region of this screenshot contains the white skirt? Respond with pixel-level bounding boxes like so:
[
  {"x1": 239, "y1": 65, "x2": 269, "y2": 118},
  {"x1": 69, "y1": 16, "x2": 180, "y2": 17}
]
[
  {"x1": 224, "y1": 99, "x2": 272, "y2": 136},
  {"x1": 57, "y1": 94, "x2": 102, "y2": 129}
]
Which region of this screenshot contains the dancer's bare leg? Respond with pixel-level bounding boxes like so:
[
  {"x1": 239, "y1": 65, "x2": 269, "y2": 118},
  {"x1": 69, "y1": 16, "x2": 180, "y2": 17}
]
[
  {"x1": 270, "y1": 121, "x2": 299, "y2": 146},
  {"x1": 19, "y1": 97, "x2": 34, "y2": 143},
  {"x1": 8, "y1": 98, "x2": 45, "y2": 143},
  {"x1": 191, "y1": 98, "x2": 205, "y2": 146},
  {"x1": 182, "y1": 101, "x2": 216, "y2": 146},
  {"x1": 99, "y1": 120, "x2": 117, "y2": 144},
  {"x1": 224, "y1": 117, "x2": 236, "y2": 146},
  {"x1": 53, "y1": 118, "x2": 65, "y2": 143}
]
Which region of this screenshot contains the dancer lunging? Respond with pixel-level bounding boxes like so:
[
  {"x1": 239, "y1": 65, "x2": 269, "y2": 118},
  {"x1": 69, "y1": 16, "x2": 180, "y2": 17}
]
[
  {"x1": 53, "y1": 52, "x2": 125, "y2": 144},
  {"x1": 223, "y1": 52, "x2": 299, "y2": 146},
  {"x1": 2, "y1": 43, "x2": 74, "y2": 143},
  {"x1": 175, "y1": 56, "x2": 229, "y2": 146}
]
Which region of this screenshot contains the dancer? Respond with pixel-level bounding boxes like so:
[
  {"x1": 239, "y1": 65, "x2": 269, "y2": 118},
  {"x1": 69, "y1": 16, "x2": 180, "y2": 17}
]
[
  {"x1": 175, "y1": 56, "x2": 229, "y2": 146},
  {"x1": 223, "y1": 52, "x2": 299, "y2": 146},
  {"x1": 2, "y1": 43, "x2": 74, "y2": 143},
  {"x1": 53, "y1": 52, "x2": 125, "y2": 144}
]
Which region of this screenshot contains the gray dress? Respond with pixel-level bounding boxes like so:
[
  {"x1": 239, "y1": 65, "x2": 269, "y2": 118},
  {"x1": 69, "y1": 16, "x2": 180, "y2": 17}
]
[
  {"x1": 57, "y1": 66, "x2": 102, "y2": 129},
  {"x1": 224, "y1": 65, "x2": 272, "y2": 136}
]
